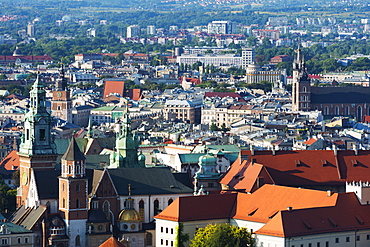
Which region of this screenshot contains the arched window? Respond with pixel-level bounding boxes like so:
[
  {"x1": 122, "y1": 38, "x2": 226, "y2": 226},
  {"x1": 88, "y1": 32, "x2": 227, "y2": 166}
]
[
  {"x1": 335, "y1": 106, "x2": 339, "y2": 115},
  {"x1": 168, "y1": 199, "x2": 173, "y2": 206},
  {"x1": 76, "y1": 165, "x2": 80, "y2": 174},
  {"x1": 154, "y1": 199, "x2": 159, "y2": 216},
  {"x1": 139, "y1": 200, "x2": 144, "y2": 220},
  {"x1": 324, "y1": 106, "x2": 329, "y2": 115},
  {"x1": 68, "y1": 165, "x2": 72, "y2": 174},
  {"x1": 62, "y1": 198, "x2": 65, "y2": 208},
  {"x1": 103, "y1": 201, "x2": 110, "y2": 221},
  {"x1": 76, "y1": 199, "x2": 80, "y2": 208},
  {"x1": 75, "y1": 235, "x2": 80, "y2": 247},
  {"x1": 76, "y1": 183, "x2": 80, "y2": 192},
  {"x1": 57, "y1": 106, "x2": 61, "y2": 111},
  {"x1": 346, "y1": 105, "x2": 350, "y2": 116},
  {"x1": 145, "y1": 232, "x2": 153, "y2": 246},
  {"x1": 357, "y1": 106, "x2": 363, "y2": 122}
]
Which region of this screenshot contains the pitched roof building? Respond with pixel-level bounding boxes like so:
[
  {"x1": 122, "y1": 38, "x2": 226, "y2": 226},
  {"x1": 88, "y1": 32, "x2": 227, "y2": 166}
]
[{"x1": 155, "y1": 185, "x2": 370, "y2": 247}]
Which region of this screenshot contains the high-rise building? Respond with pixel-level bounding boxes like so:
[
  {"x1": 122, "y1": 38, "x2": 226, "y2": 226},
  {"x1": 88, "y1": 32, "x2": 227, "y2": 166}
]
[
  {"x1": 207, "y1": 21, "x2": 236, "y2": 34},
  {"x1": 127, "y1": 25, "x2": 140, "y2": 38},
  {"x1": 242, "y1": 48, "x2": 255, "y2": 69},
  {"x1": 27, "y1": 24, "x2": 35, "y2": 37},
  {"x1": 147, "y1": 25, "x2": 156, "y2": 35}
]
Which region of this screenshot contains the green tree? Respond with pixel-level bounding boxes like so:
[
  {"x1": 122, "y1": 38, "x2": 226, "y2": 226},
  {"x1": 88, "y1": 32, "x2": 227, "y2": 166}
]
[
  {"x1": 175, "y1": 223, "x2": 189, "y2": 247},
  {"x1": 0, "y1": 175, "x2": 16, "y2": 212},
  {"x1": 210, "y1": 123, "x2": 219, "y2": 131},
  {"x1": 190, "y1": 223, "x2": 255, "y2": 247}
]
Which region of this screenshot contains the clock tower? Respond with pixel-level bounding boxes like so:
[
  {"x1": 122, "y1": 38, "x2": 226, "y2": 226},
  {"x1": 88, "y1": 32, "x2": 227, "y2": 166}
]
[
  {"x1": 51, "y1": 65, "x2": 72, "y2": 122},
  {"x1": 18, "y1": 76, "x2": 58, "y2": 207}
]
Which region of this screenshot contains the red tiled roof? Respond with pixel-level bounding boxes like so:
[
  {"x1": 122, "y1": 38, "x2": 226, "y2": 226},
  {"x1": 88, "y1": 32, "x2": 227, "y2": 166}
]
[
  {"x1": 99, "y1": 237, "x2": 125, "y2": 247},
  {"x1": 155, "y1": 193, "x2": 237, "y2": 222},
  {"x1": 303, "y1": 138, "x2": 317, "y2": 145},
  {"x1": 103, "y1": 80, "x2": 125, "y2": 98},
  {"x1": 256, "y1": 193, "x2": 370, "y2": 237},
  {"x1": 222, "y1": 150, "x2": 370, "y2": 189},
  {"x1": 0, "y1": 150, "x2": 19, "y2": 170},
  {"x1": 204, "y1": 92, "x2": 245, "y2": 102}
]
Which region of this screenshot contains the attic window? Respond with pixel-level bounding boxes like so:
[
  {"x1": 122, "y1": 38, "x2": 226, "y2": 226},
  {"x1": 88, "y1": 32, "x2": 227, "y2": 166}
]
[
  {"x1": 268, "y1": 211, "x2": 278, "y2": 219},
  {"x1": 248, "y1": 208, "x2": 258, "y2": 217},
  {"x1": 302, "y1": 220, "x2": 312, "y2": 230},
  {"x1": 295, "y1": 160, "x2": 301, "y2": 167},
  {"x1": 321, "y1": 160, "x2": 328, "y2": 167},
  {"x1": 328, "y1": 217, "x2": 338, "y2": 227},
  {"x1": 355, "y1": 215, "x2": 364, "y2": 225},
  {"x1": 351, "y1": 160, "x2": 358, "y2": 167}
]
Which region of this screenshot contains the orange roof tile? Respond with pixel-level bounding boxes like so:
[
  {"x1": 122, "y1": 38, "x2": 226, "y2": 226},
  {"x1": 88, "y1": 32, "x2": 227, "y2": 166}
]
[
  {"x1": 155, "y1": 193, "x2": 237, "y2": 222},
  {"x1": 99, "y1": 236, "x2": 125, "y2": 247},
  {"x1": 223, "y1": 150, "x2": 370, "y2": 189},
  {"x1": 0, "y1": 150, "x2": 19, "y2": 170},
  {"x1": 303, "y1": 138, "x2": 317, "y2": 145}
]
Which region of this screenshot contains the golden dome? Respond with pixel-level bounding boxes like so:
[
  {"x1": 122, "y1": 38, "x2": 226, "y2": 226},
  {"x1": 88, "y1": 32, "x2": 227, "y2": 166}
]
[{"x1": 118, "y1": 209, "x2": 141, "y2": 222}]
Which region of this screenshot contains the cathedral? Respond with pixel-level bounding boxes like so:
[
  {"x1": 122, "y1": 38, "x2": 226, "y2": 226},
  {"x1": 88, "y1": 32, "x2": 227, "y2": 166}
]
[
  {"x1": 11, "y1": 77, "x2": 193, "y2": 247},
  {"x1": 292, "y1": 48, "x2": 370, "y2": 120}
]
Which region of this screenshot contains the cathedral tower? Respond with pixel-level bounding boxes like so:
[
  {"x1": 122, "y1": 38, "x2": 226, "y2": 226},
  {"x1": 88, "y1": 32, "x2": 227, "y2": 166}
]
[
  {"x1": 113, "y1": 100, "x2": 144, "y2": 168},
  {"x1": 51, "y1": 65, "x2": 72, "y2": 122},
  {"x1": 18, "y1": 77, "x2": 57, "y2": 207},
  {"x1": 59, "y1": 137, "x2": 88, "y2": 247},
  {"x1": 292, "y1": 47, "x2": 311, "y2": 111}
]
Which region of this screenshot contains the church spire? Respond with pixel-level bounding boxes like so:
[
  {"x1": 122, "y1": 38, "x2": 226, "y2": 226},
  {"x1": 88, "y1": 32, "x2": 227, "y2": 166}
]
[
  {"x1": 113, "y1": 99, "x2": 143, "y2": 168},
  {"x1": 19, "y1": 76, "x2": 56, "y2": 156}
]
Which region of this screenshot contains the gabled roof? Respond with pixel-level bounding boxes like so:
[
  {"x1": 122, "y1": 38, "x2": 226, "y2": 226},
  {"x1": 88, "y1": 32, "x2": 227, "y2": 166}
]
[
  {"x1": 61, "y1": 137, "x2": 86, "y2": 161},
  {"x1": 0, "y1": 150, "x2": 19, "y2": 170},
  {"x1": 225, "y1": 150, "x2": 370, "y2": 188},
  {"x1": 108, "y1": 167, "x2": 193, "y2": 196},
  {"x1": 256, "y1": 193, "x2": 370, "y2": 237},
  {"x1": 155, "y1": 193, "x2": 237, "y2": 222},
  {"x1": 99, "y1": 236, "x2": 126, "y2": 247}
]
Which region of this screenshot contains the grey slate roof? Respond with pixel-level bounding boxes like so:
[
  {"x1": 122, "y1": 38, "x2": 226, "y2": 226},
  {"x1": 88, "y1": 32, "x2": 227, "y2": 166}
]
[
  {"x1": 311, "y1": 86, "x2": 370, "y2": 104},
  {"x1": 107, "y1": 167, "x2": 193, "y2": 196},
  {"x1": 61, "y1": 137, "x2": 86, "y2": 161},
  {"x1": 34, "y1": 170, "x2": 60, "y2": 199}
]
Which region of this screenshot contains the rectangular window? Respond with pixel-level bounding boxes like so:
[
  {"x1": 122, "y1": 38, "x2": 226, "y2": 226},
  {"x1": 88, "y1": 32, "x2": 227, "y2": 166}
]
[
  {"x1": 367, "y1": 235, "x2": 370, "y2": 240},
  {"x1": 335, "y1": 238, "x2": 339, "y2": 243},
  {"x1": 39, "y1": 129, "x2": 46, "y2": 141},
  {"x1": 25, "y1": 238, "x2": 28, "y2": 243},
  {"x1": 166, "y1": 240, "x2": 168, "y2": 246},
  {"x1": 346, "y1": 237, "x2": 350, "y2": 242},
  {"x1": 309, "y1": 244, "x2": 312, "y2": 247},
  {"x1": 26, "y1": 129, "x2": 29, "y2": 140},
  {"x1": 161, "y1": 227, "x2": 163, "y2": 233},
  {"x1": 166, "y1": 228, "x2": 168, "y2": 234},
  {"x1": 325, "y1": 241, "x2": 329, "y2": 247},
  {"x1": 317, "y1": 242, "x2": 320, "y2": 247},
  {"x1": 171, "y1": 228, "x2": 174, "y2": 234},
  {"x1": 357, "y1": 236, "x2": 360, "y2": 241},
  {"x1": 161, "y1": 239, "x2": 163, "y2": 245},
  {"x1": 1, "y1": 239, "x2": 8, "y2": 245}
]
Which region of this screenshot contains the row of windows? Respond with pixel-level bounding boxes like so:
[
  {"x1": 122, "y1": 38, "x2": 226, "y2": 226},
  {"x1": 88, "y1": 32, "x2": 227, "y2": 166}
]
[
  {"x1": 290, "y1": 234, "x2": 370, "y2": 247},
  {"x1": 160, "y1": 239, "x2": 174, "y2": 246},
  {"x1": 160, "y1": 227, "x2": 174, "y2": 234}
]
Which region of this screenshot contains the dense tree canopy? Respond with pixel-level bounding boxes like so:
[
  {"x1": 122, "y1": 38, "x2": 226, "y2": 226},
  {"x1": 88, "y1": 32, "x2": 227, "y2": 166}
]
[{"x1": 190, "y1": 223, "x2": 255, "y2": 247}]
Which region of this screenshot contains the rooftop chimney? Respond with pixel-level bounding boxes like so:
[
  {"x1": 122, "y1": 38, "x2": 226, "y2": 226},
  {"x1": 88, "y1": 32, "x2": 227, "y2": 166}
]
[
  {"x1": 287, "y1": 206, "x2": 292, "y2": 211},
  {"x1": 353, "y1": 143, "x2": 358, "y2": 156},
  {"x1": 327, "y1": 190, "x2": 333, "y2": 197}
]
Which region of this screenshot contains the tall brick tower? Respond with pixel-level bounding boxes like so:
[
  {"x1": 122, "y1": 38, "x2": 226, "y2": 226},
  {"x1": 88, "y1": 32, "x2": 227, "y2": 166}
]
[
  {"x1": 292, "y1": 47, "x2": 311, "y2": 111},
  {"x1": 58, "y1": 137, "x2": 88, "y2": 247},
  {"x1": 51, "y1": 65, "x2": 72, "y2": 122}
]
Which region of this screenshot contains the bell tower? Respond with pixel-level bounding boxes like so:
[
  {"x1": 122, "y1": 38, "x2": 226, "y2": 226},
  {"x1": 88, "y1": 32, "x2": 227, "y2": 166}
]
[
  {"x1": 114, "y1": 99, "x2": 143, "y2": 168},
  {"x1": 59, "y1": 137, "x2": 88, "y2": 247},
  {"x1": 51, "y1": 65, "x2": 72, "y2": 122},
  {"x1": 292, "y1": 47, "x2": 311, "y2": 111},
  {"x1": 18, "y1": 76, "x2": 57, "y2": 207}
]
